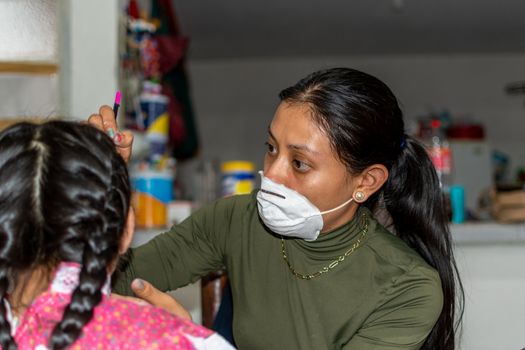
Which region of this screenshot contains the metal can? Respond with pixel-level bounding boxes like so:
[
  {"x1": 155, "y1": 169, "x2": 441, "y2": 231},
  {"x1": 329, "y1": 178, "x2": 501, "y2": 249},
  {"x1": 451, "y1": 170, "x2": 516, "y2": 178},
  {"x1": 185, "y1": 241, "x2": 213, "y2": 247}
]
[{"x1": 221, "y1": 161, "x2": 256, "y2": 197}]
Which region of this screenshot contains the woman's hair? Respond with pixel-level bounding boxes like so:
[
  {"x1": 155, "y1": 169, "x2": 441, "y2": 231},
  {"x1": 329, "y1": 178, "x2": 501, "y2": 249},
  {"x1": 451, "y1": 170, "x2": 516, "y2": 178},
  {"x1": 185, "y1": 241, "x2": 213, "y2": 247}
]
[
  {"x1": 279, "y1": 67, "x2": 463, "y2": 350},
  {"x1": 0, "y1": 121, "x2": 130, "y2": 350}
]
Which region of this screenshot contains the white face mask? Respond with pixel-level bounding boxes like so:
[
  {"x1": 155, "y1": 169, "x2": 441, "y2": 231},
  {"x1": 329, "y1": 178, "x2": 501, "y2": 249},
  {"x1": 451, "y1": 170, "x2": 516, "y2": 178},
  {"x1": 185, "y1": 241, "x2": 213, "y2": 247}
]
[{"x1": 256, "y1": 171, "x2": 354, "y2": 241}]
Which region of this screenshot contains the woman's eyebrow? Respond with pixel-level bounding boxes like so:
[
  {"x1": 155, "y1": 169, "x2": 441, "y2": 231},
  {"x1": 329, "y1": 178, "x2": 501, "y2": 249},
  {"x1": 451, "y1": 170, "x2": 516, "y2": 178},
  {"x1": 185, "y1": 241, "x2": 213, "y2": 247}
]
[
  {"x1": 288, "y1": 144, "x2": 320, "y2": 155},
  {"x1": 267, "y1": 126, "x2": 320, "y2": 155}
]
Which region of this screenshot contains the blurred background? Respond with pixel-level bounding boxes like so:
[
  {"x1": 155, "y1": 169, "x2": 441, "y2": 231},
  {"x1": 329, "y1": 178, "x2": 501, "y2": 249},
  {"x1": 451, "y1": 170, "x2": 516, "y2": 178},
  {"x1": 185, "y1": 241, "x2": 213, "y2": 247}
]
[
  {"x1": 1, "y1": 1, "x2": 524, "y2": 349},
  {"x1": 2, "y1": 0, "x2": 525, "y2": 212}
]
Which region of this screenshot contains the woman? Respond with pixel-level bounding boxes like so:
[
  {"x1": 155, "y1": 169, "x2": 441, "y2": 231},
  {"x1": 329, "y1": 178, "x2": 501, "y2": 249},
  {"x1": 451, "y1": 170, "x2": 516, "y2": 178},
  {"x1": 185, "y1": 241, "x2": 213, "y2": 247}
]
[
  {"x1": 97, "y1": 67, "x2": 463, "y2": 349},
  {"x1": 0, "y1": 121, "x2": 233, "y2": 350}
]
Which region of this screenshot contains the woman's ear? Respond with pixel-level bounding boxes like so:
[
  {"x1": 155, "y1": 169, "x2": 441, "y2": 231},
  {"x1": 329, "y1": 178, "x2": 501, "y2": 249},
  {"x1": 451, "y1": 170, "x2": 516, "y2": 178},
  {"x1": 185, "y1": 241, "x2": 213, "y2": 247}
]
[
  {"x1": 119, "y1": 208, "x2": 135, "y2": 255},
  {"x1": 354, "y1": 164, "x2": 389, "y2": 202}
]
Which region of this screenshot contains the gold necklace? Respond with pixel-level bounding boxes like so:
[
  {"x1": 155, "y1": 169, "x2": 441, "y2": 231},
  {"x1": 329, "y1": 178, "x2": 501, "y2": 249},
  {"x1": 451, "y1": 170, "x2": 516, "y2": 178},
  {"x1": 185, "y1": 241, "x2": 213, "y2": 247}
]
[{"x1": 281, "y1": 213, "x2": 369, "y2": 280}]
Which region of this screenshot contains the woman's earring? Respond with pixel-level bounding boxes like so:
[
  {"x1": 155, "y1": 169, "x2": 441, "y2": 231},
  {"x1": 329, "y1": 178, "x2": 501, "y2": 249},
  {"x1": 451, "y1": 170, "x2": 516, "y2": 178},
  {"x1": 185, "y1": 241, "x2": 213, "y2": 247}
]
[{"x1": 354, "y1": 191, "x2": 366, "y2": 202}]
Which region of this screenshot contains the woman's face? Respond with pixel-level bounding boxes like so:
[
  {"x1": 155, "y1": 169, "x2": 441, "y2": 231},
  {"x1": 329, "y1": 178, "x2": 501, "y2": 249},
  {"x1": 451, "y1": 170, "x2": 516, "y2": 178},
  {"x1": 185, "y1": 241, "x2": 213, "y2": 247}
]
[{"x1": 263, "y1": 101, "x2": 360, "y2": 233}]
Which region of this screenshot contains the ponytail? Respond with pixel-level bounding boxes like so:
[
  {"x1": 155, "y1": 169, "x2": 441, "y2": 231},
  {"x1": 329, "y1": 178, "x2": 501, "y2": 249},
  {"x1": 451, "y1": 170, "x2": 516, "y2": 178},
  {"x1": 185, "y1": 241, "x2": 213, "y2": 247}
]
[{"x1": 382, "y1": 136, "x2": 463, "y2": 350}]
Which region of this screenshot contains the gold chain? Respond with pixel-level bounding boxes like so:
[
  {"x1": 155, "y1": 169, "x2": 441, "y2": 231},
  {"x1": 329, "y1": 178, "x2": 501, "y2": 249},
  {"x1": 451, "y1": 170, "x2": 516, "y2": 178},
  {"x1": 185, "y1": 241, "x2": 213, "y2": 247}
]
[{"x1": 281, "y1": 213, "x2": 369, "y2": 280}]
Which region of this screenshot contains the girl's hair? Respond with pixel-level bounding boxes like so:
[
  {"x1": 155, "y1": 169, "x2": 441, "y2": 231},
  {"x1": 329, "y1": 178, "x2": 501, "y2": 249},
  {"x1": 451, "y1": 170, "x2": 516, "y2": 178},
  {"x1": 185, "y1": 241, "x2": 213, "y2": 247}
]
[
  {"x1": 279, "y1": 67, "x2": 463, "y2": 350},
  {"x1": 0, "y1": 121, "x2": 130, "y2": 350}
]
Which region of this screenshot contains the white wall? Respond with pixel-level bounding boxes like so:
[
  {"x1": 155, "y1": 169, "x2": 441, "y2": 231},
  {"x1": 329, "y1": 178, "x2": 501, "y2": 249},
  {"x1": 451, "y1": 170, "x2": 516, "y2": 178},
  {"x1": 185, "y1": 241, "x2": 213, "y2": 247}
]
[
  {"x1": 182, "y1": 54, "x2": 525, "y2": 181},
  {"x1": 0, "y1": 0, "x2": 120, "y2": 120},
  {"x1": 455, "y1": 243, "x2": 525, "y2": 350},
  {"x1": 0, "y1": 0, "x2": 57, "y2": 62},
  {"x1": 0, "y1": 0, "x2": 59, "y2": 118},
  {"x1": 60, "y1": 0, "x2": 120, "y2": 120},
  {"x1": 0, "y1": 74, "x2": 59, "y2": 117}
]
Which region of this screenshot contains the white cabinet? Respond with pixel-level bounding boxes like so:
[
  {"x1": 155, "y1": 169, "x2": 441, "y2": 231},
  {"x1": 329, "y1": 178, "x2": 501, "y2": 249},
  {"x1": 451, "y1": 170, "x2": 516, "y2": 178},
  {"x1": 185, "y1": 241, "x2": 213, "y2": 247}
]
[{"x1": 453, "y1": 223, "x2": 525, "y2": 350}]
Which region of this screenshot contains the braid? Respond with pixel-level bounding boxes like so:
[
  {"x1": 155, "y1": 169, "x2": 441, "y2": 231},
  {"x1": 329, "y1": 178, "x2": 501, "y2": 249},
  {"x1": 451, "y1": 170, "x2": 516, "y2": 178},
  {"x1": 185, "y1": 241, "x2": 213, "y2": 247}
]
[
  {"x1": 0, "y1": 264, "x2": 16, "y2": 350},
  {"x1": 49, "y1": 164, "x2": 126, "y2": 350},
  {"x1": 48, "y1": 253, "x2": 107, "y2": 349},
  {"x1": 43, "y1": 122, "x2": 130, "y2": 349},
  {"x1": 0, "y1": 123, "x2": 47, "y2": 349},
  {"x1": 0, "y1": 121, "x2": 130, "y2": 349}
]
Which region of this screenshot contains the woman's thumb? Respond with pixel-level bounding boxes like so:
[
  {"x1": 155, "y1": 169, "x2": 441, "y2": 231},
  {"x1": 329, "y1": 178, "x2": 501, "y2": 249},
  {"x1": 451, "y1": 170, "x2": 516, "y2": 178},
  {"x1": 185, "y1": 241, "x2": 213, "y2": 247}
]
[
  {"x1": 130, "y1": 278, "x2": 192, "y2": 320},
  {"x1": 131, "y1": 278, "x2": 149, "y2": 296}
]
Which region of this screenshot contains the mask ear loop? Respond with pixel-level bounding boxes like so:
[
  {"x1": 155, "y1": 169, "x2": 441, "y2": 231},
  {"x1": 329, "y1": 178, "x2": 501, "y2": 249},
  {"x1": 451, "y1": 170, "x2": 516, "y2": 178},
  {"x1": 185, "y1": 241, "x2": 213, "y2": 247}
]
[{"x1": 318, "y1": 197, "x2": 354, "y2": 216}]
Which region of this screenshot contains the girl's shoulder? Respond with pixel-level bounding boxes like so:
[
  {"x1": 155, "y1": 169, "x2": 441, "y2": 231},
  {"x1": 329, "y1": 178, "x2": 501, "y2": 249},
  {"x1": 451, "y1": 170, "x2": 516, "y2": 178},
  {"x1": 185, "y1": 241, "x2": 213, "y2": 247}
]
[{"x1": 85, "y1": 297, "x2": 217, "y2": 349}]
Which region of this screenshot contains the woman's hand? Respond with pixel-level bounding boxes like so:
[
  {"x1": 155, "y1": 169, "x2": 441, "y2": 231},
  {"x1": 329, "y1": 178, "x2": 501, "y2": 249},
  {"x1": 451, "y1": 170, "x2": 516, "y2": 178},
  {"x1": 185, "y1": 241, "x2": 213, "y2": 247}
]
[
  {"x1": 88, "y1": 105, "x2": 134, "y2": 162},
  {"x1": 112, "y1": 278, "x2": 192, "y2": 321}
]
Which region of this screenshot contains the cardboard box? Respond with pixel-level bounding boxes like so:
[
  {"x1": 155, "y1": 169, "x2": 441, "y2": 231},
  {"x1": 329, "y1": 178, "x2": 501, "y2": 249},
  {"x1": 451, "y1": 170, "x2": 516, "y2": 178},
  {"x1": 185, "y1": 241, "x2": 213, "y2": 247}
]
[{"x1": 490, "y1": 189, "x2": 525, "y2": 222}]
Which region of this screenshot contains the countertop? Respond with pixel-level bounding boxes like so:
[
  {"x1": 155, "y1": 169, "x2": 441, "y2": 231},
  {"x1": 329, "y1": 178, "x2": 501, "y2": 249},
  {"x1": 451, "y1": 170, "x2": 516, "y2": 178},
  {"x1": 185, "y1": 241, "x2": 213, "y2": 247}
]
[
  {"x1": 133, "y1": 221, "x2": 525, "y2": 248},
  {"x1": 450, "y1": 221, "x2": 525, "y2": 245}
]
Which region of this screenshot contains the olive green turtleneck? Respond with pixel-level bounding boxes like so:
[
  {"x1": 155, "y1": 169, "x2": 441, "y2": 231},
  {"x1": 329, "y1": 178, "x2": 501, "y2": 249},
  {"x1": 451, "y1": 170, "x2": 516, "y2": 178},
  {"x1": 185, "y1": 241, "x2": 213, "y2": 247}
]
[{"x1": 114, "y1": 192, "x2": 442, "y2": 350}]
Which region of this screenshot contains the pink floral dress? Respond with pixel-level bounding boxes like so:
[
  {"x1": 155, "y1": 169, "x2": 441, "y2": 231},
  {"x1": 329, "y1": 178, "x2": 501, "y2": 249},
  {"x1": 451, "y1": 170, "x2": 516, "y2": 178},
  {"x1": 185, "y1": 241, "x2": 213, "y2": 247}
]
[{"x1": 7, "y1": 262, "x2": 234, "y2": 350}]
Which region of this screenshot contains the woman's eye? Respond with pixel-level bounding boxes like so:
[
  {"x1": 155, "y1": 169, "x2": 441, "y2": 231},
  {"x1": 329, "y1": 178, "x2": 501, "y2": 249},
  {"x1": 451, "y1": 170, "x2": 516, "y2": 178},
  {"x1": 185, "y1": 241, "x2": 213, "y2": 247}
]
[
  {"x1": 265, "y1": 142, "x2": 277, "y2": 155},
  {"x1": 292, "y1": 159, "x2": 310, "y2": 172}
]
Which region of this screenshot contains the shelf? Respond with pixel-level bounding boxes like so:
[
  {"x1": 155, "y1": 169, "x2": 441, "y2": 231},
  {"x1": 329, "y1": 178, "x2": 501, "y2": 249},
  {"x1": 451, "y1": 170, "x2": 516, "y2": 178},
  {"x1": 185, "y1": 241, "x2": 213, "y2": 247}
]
[{"x1": 0, "y1": 61, "x2": 58, "y2": 74}]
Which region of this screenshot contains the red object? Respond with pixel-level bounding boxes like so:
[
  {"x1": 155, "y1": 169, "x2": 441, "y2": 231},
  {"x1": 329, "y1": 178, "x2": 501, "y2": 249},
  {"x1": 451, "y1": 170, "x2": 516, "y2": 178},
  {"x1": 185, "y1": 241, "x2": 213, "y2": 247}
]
[
  {"x1": 447, "y1": 124, "x2": 485, "y2": 140},
  {"x1": 430, "y1": 119, "x2": 441, "y2": 129},
  {"x1": 157, "y1": 36, "x2": 188, "y2": 74},
  {"x1": 128, "y1": 0, "x2": 140, "y2": 19}
]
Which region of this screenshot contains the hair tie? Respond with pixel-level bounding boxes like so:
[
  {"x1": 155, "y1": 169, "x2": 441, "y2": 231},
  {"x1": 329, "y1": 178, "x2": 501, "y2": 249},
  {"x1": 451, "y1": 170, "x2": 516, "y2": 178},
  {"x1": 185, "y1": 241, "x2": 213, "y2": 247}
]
[{"x1": 399, "y1": 136, "x2": 407, "y2": 150}]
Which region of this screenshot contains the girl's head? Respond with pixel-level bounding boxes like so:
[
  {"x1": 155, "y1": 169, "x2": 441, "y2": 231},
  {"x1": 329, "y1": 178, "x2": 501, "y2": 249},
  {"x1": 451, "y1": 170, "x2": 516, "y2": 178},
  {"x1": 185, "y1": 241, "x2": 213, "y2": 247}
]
[{"x1": 0, "y1": 121, "x2": 131, "y2": 350}]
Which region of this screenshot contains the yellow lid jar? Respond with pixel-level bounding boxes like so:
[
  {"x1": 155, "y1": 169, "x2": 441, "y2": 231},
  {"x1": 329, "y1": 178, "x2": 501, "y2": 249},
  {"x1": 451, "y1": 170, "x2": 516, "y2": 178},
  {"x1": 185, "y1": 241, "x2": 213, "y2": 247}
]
[{"x1": 221, "y1": 161, "x2": 256, "y2": 197}]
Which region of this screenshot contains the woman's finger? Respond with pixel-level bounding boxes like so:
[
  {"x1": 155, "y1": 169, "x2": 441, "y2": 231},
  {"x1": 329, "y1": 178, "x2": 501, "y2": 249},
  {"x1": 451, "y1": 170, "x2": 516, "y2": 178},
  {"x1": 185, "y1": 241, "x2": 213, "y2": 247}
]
[
  {"x1": 87, "y1": 105, "x2": 134, "y2": 162},
  {"x1": 98, "y1": 105, "x2": 118, "y2": 131},
  {"x1": 88, "y1": 113, "x2": 104, "y2": 131},
  {"x1": 131, "y1": 278, "x2": 192, "y2": 320},
  {"x1": 114, "y1": 130, "x2": 134, "y2": 162}
]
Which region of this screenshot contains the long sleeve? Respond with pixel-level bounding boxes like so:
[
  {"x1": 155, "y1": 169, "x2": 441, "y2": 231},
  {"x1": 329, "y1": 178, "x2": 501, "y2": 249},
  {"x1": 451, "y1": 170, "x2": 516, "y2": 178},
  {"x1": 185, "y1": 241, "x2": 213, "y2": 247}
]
[
  {"x1": 113, "y1": 197, "x2": 237, "y2": 295},
  {"x1": 342, "y1": 265, "x2": 443, "y2": 350}
]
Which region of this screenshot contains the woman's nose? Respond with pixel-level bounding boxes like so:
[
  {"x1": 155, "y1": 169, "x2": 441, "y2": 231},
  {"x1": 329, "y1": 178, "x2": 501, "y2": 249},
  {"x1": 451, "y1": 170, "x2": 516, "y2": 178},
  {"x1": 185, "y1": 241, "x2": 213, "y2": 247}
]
[{"x1": 264, "y1": 158, "x2": 288, "y2": 186}]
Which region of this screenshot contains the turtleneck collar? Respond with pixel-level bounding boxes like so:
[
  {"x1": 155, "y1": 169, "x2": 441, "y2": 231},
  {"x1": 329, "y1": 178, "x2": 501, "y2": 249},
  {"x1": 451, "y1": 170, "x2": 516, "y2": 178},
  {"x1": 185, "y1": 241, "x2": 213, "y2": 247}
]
[{"x1": 285, "y1": 206, "x2": 375, "y2": 259}]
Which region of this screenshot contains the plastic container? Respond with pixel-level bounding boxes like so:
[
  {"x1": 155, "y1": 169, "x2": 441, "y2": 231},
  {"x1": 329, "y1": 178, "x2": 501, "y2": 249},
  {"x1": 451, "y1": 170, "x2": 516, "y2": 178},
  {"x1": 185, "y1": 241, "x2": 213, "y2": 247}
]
[
  {"x1": 131, "y1": 169, "x2": 174, "y2": 228},
  {"x1": 221, "y1": 161, "x2": 256, "y2": 197},
  {"x1": 427, "y1": 119, "x2": 453, "y2": 193},
  {"x1": 450, "y1": 185, "x2": 466, "y2": 223},
  {"x1": 139, "y1": 92, "x2": 169, "y2": 157}
]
